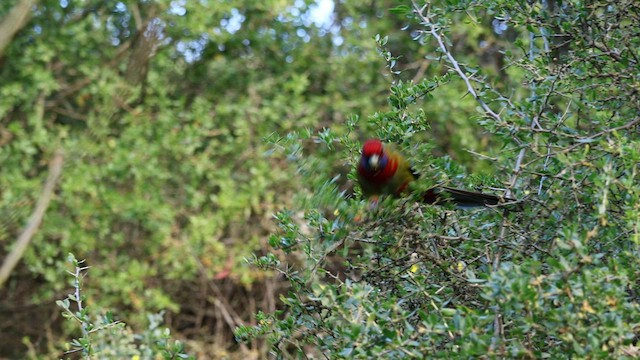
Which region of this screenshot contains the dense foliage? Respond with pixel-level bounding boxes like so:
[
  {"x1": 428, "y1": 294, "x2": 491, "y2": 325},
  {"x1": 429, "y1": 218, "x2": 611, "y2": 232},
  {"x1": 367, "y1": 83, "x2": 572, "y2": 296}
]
[
  {"x1": 236, "y1": 0, "x2": 640, "y2": 359},
  {"x1": 0, "y1": 0, "x2": 396, "y2": 357},
  {"x1": 1, "y1": 0, "x2": 638, "y2": 358}
]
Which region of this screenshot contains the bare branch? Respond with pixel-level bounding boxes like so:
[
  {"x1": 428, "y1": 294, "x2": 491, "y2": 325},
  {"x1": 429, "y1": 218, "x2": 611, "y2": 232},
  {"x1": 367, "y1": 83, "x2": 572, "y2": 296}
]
[
  {"x1": 0, "y1": 150, "x2": 64, "y2": 288},
  {"x1": 0, "y1": 0, "x2": 36, "y2": 57}
]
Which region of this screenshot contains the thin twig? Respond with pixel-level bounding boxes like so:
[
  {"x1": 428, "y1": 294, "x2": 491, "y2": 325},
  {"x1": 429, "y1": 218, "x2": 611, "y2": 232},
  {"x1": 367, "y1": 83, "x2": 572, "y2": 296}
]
[{"x1": 74, "y1": 264, "x2": 87, "y2": 336}]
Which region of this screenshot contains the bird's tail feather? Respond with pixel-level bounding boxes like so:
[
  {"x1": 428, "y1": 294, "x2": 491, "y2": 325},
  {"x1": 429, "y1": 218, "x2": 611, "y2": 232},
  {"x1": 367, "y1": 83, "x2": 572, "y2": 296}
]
[{"x1": 423, "y1": 186, "x2": 514, "y2": 208}]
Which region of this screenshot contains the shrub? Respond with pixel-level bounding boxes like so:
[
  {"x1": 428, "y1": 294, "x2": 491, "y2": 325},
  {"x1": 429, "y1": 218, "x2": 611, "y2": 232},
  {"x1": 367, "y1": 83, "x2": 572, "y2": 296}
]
[{"x1": 237, "y1": 0, "x2": 640, "y2": 358}]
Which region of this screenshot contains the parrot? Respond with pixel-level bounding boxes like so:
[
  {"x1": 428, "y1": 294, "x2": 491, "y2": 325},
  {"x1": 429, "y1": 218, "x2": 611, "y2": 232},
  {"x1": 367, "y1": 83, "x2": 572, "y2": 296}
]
[{"x1": 357, "y1": 139, "x2": 513, "y2": 208}]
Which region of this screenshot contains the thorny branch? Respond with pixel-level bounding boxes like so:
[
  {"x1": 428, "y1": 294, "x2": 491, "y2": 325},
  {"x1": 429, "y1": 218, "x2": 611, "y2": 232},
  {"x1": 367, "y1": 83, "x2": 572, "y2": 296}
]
[
  {"x1": 410, "y1": 0, "x2": 526, "y2": 200},
  {"x1": 410, "y1": 1, "x2": 530, "y2": 353},
  {"x1": 411, "y1": 1, "x2": 505, "y2": 124}
]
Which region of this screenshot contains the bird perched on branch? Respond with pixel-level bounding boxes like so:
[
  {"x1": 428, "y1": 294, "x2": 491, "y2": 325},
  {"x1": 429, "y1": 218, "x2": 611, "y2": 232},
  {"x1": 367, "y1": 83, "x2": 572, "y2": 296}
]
[{"x1": 357, "y1": 139, "x2": 513, "y2": 208}]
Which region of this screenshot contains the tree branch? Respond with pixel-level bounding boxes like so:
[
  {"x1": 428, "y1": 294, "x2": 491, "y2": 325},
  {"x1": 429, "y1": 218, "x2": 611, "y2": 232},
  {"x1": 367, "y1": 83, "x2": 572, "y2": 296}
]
[
  {"x1": 0, "y1": 149, "x2": 64, "y2": 288},
  {"x1": 0, "y1": 0, "x2": 36, "y2": 57}
]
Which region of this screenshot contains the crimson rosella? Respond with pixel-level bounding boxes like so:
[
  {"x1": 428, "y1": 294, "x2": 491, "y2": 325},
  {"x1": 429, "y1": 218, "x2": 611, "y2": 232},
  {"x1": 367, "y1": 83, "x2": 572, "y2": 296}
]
[{"x1": 357, "y1": 139, "x2": 512, "y2": 207}]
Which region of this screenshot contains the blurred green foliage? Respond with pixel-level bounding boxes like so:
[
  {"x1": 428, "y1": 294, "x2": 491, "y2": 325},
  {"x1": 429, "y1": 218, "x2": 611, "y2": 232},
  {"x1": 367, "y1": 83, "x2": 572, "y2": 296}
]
[
  {"x1": 1, "y1": 0, "x2": 638, "y2": 358},
  {"x1": 0, "y1": 0, "x2": 428, "y2": 357}
]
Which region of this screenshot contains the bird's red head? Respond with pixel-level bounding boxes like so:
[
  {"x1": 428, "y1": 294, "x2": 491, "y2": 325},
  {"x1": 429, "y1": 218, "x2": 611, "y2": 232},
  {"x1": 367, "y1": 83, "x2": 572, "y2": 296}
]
[
  {"x1": 362, "y1": 139, "x2": 384, "y2": 157},
  {"x1": 359, "y1": 139, "x2": 389, "y2": 175}
]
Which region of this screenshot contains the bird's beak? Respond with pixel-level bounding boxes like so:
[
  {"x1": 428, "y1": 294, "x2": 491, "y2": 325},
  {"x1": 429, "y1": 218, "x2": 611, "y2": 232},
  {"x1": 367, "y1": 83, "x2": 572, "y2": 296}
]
[{"x1": 369, "y1": 154, "x2": 380, "y2": 169}]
